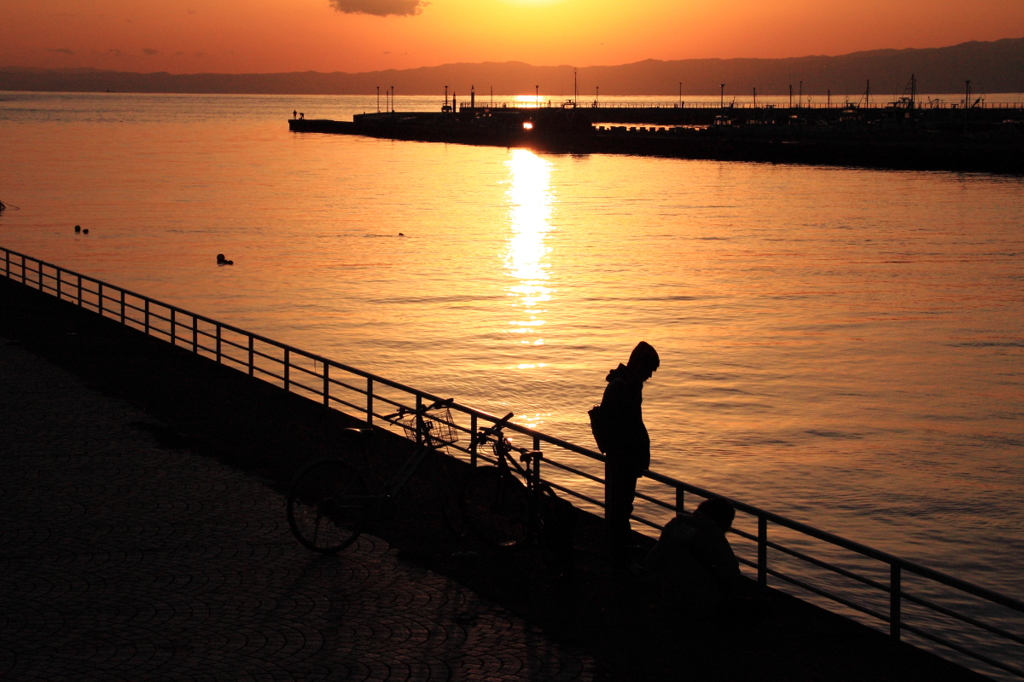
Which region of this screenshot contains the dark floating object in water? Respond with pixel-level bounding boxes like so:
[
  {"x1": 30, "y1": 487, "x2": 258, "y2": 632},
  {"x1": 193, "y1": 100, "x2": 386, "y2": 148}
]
[
  {"x1": 398, "y1": 232, "x2": 405, "y2": 236},
  {"x1": 82, "y1": 229, "x2": 89, "y2": 235},
  {"x1": 75, "y1": 225, "x2": 81, "y2": 233},
  {"x1": 216, "y1": 253, "x2": 234, "y2": 266}
]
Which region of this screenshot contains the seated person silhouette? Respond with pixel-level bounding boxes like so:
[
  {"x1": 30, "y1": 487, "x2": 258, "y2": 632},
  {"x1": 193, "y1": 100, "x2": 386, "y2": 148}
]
[
  {"x1": 216, "y1": 253, "x2": 234, "y2": 266},
  {"x1": 646, "y1": 497, "x2": 741, "y2": 613}
]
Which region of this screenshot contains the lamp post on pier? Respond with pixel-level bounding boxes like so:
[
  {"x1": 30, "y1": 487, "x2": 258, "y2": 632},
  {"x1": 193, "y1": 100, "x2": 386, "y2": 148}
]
[{"x1": 720, "y1": 83, "x2": 725, "y2": 109}]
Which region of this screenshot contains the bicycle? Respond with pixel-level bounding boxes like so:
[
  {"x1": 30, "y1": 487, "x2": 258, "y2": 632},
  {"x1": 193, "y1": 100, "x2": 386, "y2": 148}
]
[
  {"x1": 286, "y1": 398, "x2": 466, "y2": 553},
  {"x1": 460, "y1": 414, "x2": 570, "y2": 550}
]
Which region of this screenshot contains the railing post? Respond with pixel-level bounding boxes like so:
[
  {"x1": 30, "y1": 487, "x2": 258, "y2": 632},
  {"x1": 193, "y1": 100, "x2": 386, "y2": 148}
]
[
  {"x1": 144, "y1": 299, "x2": 150, "y2": 334},
  {"x1": 532, "y1": 448, "x2": 543, "y2": 495},
  {"x1": 170, "y1": 308, "x2": 176, "y2": 346},
  {"x1": 248, "y1": 336, "x2": 255, "y2": 376},
  {"x1": 890, "y1": 563, "x2": 902, "y2": 641},
  {"x1": 415, "y1": 394, "x2": 423, "y2": 445},
  {"x1": 283, "y1": 349, "x2": 290, "y2": 391},
  {"x1": 120, "y1": 290, "x2": 125, "y2": 324},
  {"x1": 758, "y1": 516, "x2": 768, "y2": 590},
  {"x1": 322, "y1": 363, "x2": 330, "y2": 406},
  {"x1": 675, "y1": 486, "x2": 684, "y2": 516},
  {"x1": 192, "y1": 315, "x2": 198, "y2": 353},
  {"x1": 56, "y1": 269, "x2": 61, "y2": 299},
  {"x1": 37, "y1": 260, "x2": 43, "y2": 291},
  {"x1": 77, "y1": 274, "x2": 82, "y2": 307},
  {"x1": 215, "y1": 325, "x2": 222, "y2": 363},
  {"x1": 366, "y1": 377, "x2": 373, "y2": 424},
  {"x1": 4, "y1": 249, "x2": 9, "y2": 278},
  {"x1": 98, "y1": 282, "x2": 103, "y2": 315},
  {"x1": 470, "y1": 413, "x2": 478, "y2": 466}
]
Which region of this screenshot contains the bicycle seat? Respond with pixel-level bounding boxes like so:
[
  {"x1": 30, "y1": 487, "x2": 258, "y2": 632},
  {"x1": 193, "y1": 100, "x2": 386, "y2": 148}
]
[{"x1": 340, "y1": 428, "x2": 375, "y2": 443}]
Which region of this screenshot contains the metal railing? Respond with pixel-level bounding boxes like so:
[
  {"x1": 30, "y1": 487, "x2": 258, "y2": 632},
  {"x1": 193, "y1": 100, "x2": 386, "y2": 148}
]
[{"x1": 2, "y1": 244, "x2": 1021, "y2": 680}]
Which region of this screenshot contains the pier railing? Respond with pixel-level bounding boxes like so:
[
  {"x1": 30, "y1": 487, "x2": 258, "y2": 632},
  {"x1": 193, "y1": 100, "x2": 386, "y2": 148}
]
[{"x1": 2, "y1": 245, "x2": 1021, "y2": 681}]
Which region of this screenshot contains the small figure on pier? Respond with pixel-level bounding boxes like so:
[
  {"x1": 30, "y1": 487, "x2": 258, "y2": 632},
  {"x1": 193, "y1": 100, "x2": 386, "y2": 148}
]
[
  {"x1": 299, "y1": 112, "x2": 305, "y2": 120},
  {"x1": 216, "y1": 253, "x2": 234, "y2": 266},
  {"x1": 293, "y1": 110, "x2": 297, "y2": 119}
]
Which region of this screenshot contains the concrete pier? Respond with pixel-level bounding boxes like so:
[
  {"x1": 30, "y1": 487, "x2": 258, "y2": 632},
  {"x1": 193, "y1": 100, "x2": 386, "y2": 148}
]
[{"x1": 290, "y1": 105, "x2": 1024, "y2": 174}]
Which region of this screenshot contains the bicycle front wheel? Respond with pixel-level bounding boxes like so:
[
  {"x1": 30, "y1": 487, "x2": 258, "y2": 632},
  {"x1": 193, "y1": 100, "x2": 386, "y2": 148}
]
[
  {"x1": 287, "y1": 458, "x2": 369, "y2": 553},
  {"x1": 460, "y1": 465, "x2": 530, "y2": 548}
]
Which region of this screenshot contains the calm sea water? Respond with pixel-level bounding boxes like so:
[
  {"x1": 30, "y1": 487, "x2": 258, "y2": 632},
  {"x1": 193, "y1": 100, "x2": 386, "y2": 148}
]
[{"x1": 2, "y1": 92, "x2": 1022, "y2": 667}]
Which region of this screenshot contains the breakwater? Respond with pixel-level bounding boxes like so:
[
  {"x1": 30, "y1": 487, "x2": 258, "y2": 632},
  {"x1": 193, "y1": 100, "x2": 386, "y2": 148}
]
[
  {"x1": 1, "y1": 245, "x2": 1021, "y2": 680},
  {"x1": 290, "y1": 104, "x2": 1024, "y2": 173}
]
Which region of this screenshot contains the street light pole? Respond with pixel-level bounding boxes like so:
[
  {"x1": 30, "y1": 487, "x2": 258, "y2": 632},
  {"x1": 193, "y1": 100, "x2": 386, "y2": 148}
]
[{"x1": 720, "y1": 83, "x2": 725, "y2": 109}]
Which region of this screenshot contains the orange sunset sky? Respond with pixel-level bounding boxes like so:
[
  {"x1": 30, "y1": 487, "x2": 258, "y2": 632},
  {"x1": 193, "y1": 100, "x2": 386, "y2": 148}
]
[{"x1": 5, "y1": 0, "x2": 1024, "y2": 74}]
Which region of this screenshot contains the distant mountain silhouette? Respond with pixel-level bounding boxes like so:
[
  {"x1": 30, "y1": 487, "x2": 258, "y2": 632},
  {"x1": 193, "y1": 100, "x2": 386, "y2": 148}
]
[{"x1": 3, "y1": 38, "x2": 1023, "y2": 97}]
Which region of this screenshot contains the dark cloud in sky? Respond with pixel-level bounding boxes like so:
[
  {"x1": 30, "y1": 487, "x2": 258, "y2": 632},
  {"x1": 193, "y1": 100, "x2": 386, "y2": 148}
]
[
  {"x1": 48, "y1": 48, "x2": 75, "y2": 55},
  {"x1": 329, "y1": 0, "x2": 428, "y2": 17},
  {"x1": 143, "y1": 48, "x2": 159, "y2": 55}
]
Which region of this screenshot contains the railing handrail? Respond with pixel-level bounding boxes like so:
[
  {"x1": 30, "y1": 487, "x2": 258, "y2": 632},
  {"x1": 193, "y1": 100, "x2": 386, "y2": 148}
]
[{"x1": 2, "y1": 244, "x2": 1021, "y2": 679}]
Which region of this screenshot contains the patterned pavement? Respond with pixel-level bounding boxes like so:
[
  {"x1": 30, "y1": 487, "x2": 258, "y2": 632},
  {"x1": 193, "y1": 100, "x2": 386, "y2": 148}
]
[{"x1": 0, "y1": 337, "x2": 595, "y2": 681}]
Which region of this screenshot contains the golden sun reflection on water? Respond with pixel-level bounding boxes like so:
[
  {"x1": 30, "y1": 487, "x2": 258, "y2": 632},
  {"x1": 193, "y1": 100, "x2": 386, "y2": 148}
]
[{"x1": 504, "y1": 149, "x2": 553, "y2": 408}]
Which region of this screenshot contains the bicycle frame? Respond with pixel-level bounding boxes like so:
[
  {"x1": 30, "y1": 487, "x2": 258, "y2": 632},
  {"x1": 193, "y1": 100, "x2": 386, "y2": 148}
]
[
  {"x1": 480, "y1": 425, "x2": 551, "y2": 541},
  {"x1": 375, "y1": 399, "x2": 453, "y2": 502}
]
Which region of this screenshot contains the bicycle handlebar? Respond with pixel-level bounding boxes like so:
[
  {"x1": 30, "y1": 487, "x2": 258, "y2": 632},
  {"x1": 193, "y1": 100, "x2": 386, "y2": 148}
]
[
  {"x1": 475, "y1": 412, "x2": 515, "y2": 444},
  {"x1": 391, "y1": 397, "x2": 454, "y2": 419}
]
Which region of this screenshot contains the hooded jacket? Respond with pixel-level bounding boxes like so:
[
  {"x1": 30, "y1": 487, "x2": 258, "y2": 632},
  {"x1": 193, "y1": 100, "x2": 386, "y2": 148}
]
[{"x1": 600, "y1": 363, "x2": 651, "y2": 473}]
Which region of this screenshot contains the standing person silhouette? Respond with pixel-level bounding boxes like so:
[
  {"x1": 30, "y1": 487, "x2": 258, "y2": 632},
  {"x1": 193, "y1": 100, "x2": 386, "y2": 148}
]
[{"x1": 600, "y1": 341, "x2": 659, "y2": 571}]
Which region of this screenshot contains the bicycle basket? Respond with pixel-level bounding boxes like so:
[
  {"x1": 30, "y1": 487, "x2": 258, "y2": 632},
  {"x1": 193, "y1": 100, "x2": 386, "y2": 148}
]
[{"x1": 398, "y1": 407, "x2": 460, "y2": 452}]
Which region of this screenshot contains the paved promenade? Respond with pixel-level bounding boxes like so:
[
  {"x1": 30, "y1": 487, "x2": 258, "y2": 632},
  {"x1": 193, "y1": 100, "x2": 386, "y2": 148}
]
[{"x1": 0, "y1": 337, "x2": 595, "y2": 681}]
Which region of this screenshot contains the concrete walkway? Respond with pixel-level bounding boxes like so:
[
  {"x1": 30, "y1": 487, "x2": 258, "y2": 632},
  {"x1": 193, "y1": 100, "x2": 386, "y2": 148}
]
[{"x1": 0, "y1": 337, "x2": 595, "y2": 681}]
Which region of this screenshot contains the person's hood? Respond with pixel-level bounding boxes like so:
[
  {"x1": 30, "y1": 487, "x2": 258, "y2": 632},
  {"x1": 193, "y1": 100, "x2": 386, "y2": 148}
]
[{"x1": 606, "y1": 363, "x2": 630, "y2": 383}]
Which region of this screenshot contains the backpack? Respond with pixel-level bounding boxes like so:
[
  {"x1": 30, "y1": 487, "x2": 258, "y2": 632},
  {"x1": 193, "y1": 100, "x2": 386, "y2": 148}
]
[{"x1": 588, "y1": 403, "x2": 612, "y2": 453}]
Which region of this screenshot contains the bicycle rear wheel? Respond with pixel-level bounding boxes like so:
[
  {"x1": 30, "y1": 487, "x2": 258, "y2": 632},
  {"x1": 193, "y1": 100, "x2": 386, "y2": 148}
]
[
  {"x1": 287, "y1": 458, "x2": 369, "y2": 553},
  {"x1": 460, "y1": 465, "x2": 530, "y2": 548}
]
